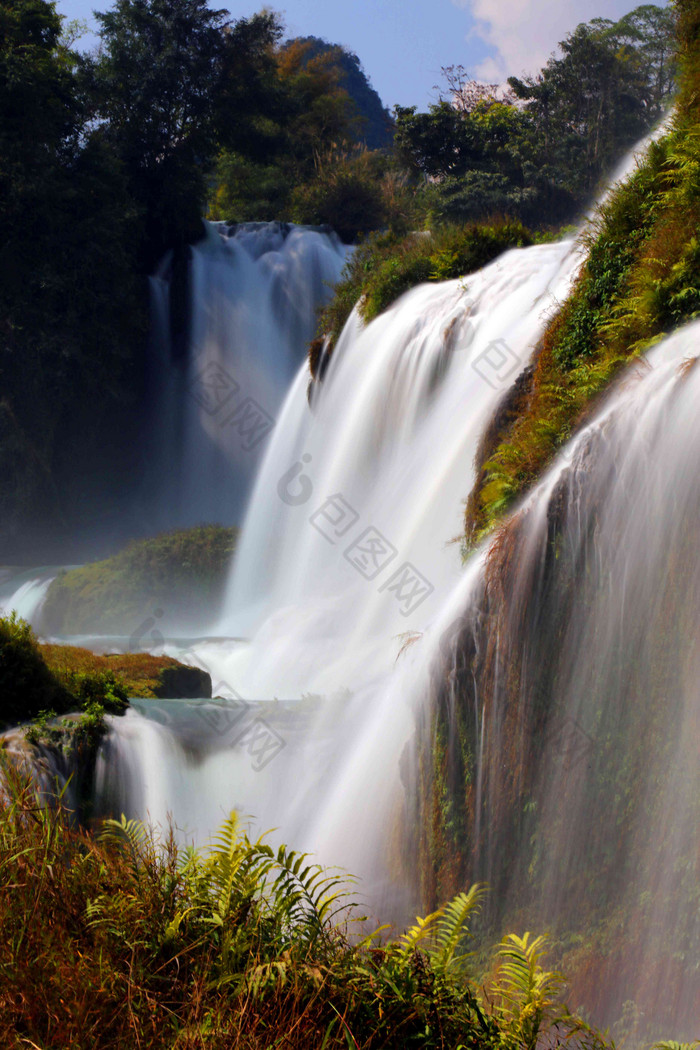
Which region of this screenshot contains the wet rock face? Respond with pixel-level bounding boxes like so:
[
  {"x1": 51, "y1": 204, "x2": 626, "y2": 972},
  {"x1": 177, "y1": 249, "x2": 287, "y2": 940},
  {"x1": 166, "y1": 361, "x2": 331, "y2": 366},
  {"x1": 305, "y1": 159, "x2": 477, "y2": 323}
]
[{"x1": 153, "y1": 665, "x2": 211, "y2": 699}]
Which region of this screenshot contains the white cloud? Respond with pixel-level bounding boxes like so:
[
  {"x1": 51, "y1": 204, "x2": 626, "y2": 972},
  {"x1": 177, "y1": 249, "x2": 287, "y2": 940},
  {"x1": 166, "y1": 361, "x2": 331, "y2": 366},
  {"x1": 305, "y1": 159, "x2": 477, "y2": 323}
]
[{"x1": 461, "y1": 0, "x2": 651, "y2": 81}]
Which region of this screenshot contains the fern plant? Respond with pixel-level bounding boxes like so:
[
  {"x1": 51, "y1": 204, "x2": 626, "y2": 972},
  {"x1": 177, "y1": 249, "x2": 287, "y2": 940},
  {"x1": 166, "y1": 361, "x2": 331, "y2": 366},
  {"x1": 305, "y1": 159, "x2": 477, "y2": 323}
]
[
  {"x1": 489, "y1": 931, "x2": 577, "y2": 1050},
  {"x1": 394, "y1": 883, "x2": 488, "y2": 979}
]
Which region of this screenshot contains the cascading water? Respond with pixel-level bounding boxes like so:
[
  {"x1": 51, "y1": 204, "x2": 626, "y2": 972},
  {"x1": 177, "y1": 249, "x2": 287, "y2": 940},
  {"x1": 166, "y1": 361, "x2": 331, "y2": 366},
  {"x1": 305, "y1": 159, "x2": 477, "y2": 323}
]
[
  {"x1": 91, "y1": 126, "x2": 698, "y2": 1035},
  {"x1": 96, "y1": 234, "x2": 583, "y2": 885},
  {"x1": 0, "y1": 566, "x2": 60, "y2": 626},
  {"x1": 407, "y1": 325, "x2": 700, "y2": 1039},
  {"x1": 143, "y1": 221, "x2": 349, "y2": 532}
]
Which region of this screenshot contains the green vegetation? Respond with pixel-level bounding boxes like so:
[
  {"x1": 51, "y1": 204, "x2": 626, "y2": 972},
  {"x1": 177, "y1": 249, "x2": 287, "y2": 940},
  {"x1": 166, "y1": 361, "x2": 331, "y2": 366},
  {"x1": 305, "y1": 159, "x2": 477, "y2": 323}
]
[
  {"x1": 0, "y1": 611, "x2": 211, "y2": 731},
  {"x1": 0, "y1": 770, "x2": 608, "y2": 1049},
  {"x1": 208, "y1": 35, "x2": 409, "y2": 241},
  {"x1": 464, "y1": 0, "x2": 700, "y2": 545},
  {"x1": 286, "y1": 36, "x2": 394, "y2": 151},
  {"x1": 0, "y1": 612, "x2": 128, "y2": 769},
  {"x1": 43, "y1": 524, "x2": 237, "y2": 635},
  {"x1": 395, "y1": 6, "x2": 675, "y2": 229},
  {"x1": 0, "y1": 0, "x2": 144, "y2": 554},
  {"x1": 92, "y1": 1, "x2": 283, "y2": 271},
  {"x1": 0, "y1": 611, "x2": 130, "y2": 727},
  {"x1": 0, "y1": 612, "x2": 74, "y2": 726},
  {"x1": 313, "y1": 220, "x2": 534, "y2": 367},
  {"x1": 40, "y1": 643, "x2": 211, "y2": 700}
]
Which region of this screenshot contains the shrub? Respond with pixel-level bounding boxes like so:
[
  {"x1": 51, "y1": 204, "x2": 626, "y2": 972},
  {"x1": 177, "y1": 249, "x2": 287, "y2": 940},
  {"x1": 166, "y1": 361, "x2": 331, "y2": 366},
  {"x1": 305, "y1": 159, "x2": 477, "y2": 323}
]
[
  {"x1": 0, "y1": 612, "x2": 72, "y2": 727},
  {"x1": 315, "y1": 218, "x2": 533, "y2": 363},
  {"x1": 290, "y1": 165, "x2": 387, "y2": 242},
  {"x1": 0, "y1": 774, "x2": 610, "y2": 1050}
]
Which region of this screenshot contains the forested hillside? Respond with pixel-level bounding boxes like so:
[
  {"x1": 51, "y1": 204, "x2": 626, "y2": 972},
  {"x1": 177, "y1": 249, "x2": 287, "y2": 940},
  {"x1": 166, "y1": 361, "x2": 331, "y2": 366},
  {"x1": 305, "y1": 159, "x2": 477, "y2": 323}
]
[{"x1": 0, "y1": 0, "x2": 676, "y2": 559}]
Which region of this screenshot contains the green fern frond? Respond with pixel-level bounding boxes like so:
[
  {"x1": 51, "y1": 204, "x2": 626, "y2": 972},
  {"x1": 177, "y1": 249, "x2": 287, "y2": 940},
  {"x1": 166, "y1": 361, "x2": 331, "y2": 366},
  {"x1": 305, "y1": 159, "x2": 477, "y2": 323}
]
[
  {"x1": 432, "y1": 883, "x2": 488, "y2": 975},
  {"x1": 492, "y1": 931, "x2": 567, "y2": 1050},
  {"x1": 100, "y1": 814, "x2": 153, "y2": 873},
  {"x1": 396, "y1": 907, "x2": 445, "y2": 956},
  {"x1": 267, "y1": 843, "x2": 354, "y2": 942},
  {"x1": 652, "y1": 1043, "x2": 700, "y2": 1050},
  {"x1": 497, "y1": 931, "x2": 560, "y2": 1002}
]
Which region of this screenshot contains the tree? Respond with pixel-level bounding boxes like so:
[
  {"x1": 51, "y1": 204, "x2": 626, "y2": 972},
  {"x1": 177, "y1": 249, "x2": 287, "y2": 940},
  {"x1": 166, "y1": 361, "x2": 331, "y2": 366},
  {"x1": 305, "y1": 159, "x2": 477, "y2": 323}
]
[
  {"x1": 437, "y1": 64, "x2": 516, "y2": 114},
  {"x1": 92, "y1": 0, "x2": 282, "y2": 267},
  {"x1": 509, "y1": 6, "x2": 675, "y2": 199},
  {"x1": 283, "y1": 36, "x2": 394, "y2": 150},
  {"x1": 0, "y1": 0, "x2": 142, "y2": 553},
  {"x1": 614, "y1": 3, "x2": 677, "y2": 115}
]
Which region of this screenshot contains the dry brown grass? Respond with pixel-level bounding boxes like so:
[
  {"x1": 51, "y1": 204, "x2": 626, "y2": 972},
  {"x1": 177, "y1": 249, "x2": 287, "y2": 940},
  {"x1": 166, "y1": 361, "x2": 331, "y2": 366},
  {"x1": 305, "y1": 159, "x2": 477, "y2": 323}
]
[{"x1": 40, "y1": 643, "x2": 185, "y2": 698}]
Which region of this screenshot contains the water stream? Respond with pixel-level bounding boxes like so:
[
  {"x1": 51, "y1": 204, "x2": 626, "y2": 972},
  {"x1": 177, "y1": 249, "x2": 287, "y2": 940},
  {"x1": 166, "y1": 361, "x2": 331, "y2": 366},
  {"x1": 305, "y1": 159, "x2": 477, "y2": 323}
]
[{"x1": 7, "y1": 130, "x2": 695, "y2": 1035}]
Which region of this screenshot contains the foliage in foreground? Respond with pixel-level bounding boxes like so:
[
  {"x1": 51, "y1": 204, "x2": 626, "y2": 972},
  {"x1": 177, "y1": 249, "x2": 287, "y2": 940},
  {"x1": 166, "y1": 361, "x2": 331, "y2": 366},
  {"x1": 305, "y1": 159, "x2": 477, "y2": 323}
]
[{"x1": 0, "y1": 767, "x2": 609, "y2": 1049}]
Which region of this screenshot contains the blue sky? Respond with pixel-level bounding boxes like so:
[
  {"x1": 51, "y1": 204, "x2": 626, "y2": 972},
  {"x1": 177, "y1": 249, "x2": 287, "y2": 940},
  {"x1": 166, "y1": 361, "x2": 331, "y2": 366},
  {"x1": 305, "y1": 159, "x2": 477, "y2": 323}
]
[{"x1": 55, "y1": 0, "x2": 665, "y2": 110}]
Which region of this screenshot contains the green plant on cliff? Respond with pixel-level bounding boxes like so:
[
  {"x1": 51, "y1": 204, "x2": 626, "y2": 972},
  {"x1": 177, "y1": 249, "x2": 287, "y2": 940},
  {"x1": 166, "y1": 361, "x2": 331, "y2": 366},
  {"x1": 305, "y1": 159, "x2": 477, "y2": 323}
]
[
  {"x1": 465, "y1": 0, "x2": 700, "y2": 546},
  {"x1": 314, "y1": 220, "x2": 534, "y2": 367}
]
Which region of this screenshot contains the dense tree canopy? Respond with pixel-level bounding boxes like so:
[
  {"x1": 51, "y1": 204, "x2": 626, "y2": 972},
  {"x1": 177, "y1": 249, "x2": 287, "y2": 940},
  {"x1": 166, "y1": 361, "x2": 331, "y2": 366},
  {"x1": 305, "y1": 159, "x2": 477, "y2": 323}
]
[
  {"x1": 0, "y1": 0, "x2": 682, "y2": 554},
  {"x1": 0, "y1": 0, "x2": 141, "y2": 551},
  {"x1": 208, "y1": 33, "x2": 398, "y2": 235},
  {"x1": 282, "y1": 36, "x2": 394, "y2": 150},
  {"x1": 91, "y1": 0, "x2": 282, "y2": 267},
  {"x1": 395, "y1": 4, "x2": 676, "y2": 227}
]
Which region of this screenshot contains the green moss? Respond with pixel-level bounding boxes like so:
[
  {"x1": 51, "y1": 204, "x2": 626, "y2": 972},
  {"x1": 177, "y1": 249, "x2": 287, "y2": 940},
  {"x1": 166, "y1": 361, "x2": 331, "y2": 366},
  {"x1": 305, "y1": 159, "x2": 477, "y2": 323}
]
[
  {"x1": 466, "y1": 102, "x2": 700, "y2": 544},
  {"x1": 315, "y1": 220, "x2": 534, "y2": 370},
  {"x1": 42, "y1": 524, "x2": 237, "y2": 635}
]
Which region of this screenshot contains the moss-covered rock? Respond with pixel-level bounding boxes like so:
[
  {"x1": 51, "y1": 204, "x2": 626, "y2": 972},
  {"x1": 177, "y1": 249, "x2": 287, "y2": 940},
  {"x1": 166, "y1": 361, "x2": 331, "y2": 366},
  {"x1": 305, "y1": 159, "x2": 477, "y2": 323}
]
[
  {"x1": 40, "y1": 644, "x2": 212, "y2": 700},
  {"x1": 42, "y1": 524, "x2": 237, "y2": 635},
  {"x1": 313, "y1": 220, "x2": 534, "y2": 370}
]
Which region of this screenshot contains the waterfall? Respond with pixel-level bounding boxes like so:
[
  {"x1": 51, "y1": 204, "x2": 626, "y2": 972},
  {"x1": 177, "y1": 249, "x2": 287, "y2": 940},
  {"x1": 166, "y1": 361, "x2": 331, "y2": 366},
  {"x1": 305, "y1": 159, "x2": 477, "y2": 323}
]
[
  {"x1": 92, "y1": 127, "x2": 695, "y2": 1034},
  {"x1": 0, "y1": 566, "x2": 60, "y2": 626},
  {"x1": 408, "y1": 323, "x2": 700, "y2": 1038},
  {"x1": 142, "y1": 221, "x2": 349, "y2": 531},
  {"x1": 97, "y1": 234, "x2": 583, "y2": 890}
]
